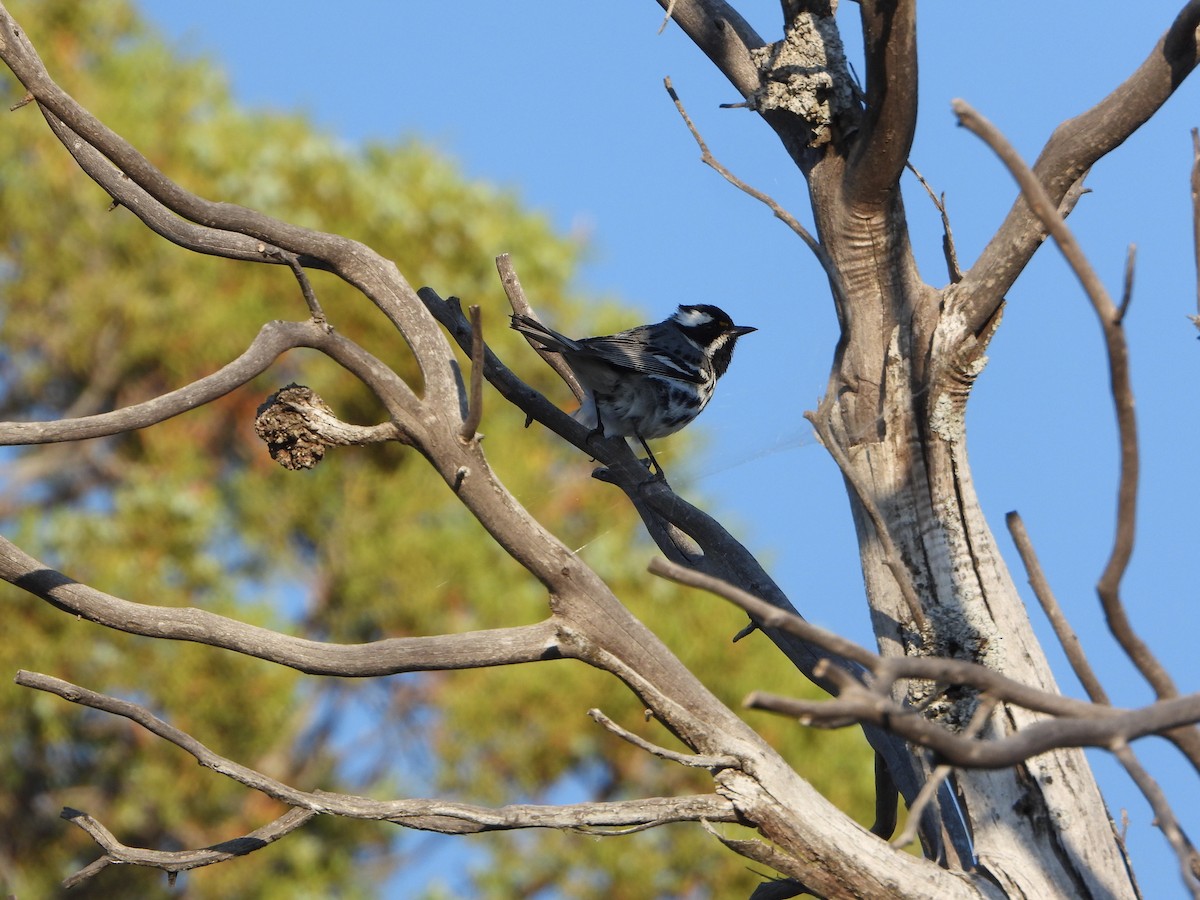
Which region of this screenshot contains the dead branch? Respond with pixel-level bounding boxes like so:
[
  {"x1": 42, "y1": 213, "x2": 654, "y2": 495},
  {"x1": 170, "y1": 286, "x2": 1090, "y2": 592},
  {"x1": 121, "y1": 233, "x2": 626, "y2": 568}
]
[
  {"x1": 1110, "y1": 742, "x2": 1200, "y2": 896},
  {"x1": 664, "y1": 77, "x2": 849, "y2": 309},
  {"x1": 1191, "y1": 127, "x2": 1200, "y2": 332},
  {"x1": 907, "y1": 162, "x2": 962, "y2": 283},
  {"x1": 36, "y1": 106, "x2": 327, "y2": 269},
  {"x1": 957, "y1": 1, "x2": 1200, "y2": 336},
  {"x1": 1009, "y1": 514, "x2": 1200, "y2": 884},
  {"x1": 653, "y1": 0, "x2": 764, "y2": 98},
  {"x1": 17, "y1": 670, "x2": 742, "y2": 837},
  {"x1": 0, "y1": 542, "x2": 566, "y2": 675},
  {"x1": 652, "y1": 557, "x2": 1117, "y2": 720},
  {"x1": 0, "y1": 319, "x2": 424, "y2": 446},
  {"x1": 588, "y1": 709, "x2": 740, "y2": 770},
  {"x1": 748, "y1": 681, "x2": 1200, "y2": 770},
  {"x1": 0, "y1": 3, "x2": 454, "y2": 413},
  {"x1": 60, "y1": 806, "x2": 318, "y2": 888},
  {"x1": 954, "y1": 99, "x2": 1181, "y2": 705},
  {"x1": 496, "y1": 253, "x2": 584, "y2": 402},
  {"x1": 459, "y1": 303, "x2": 485, "y2": 441},
  {"x1": 266, "y1": 247, "x2": 329, "y2": 324},
  {"x1": 0, "y1": 321, "x2": 301, "y2": 445},
  {"x1": 654, "y1": 557, "x2": 1200, "y2": 774},
  {"x1": 1006, "y1": 511, "x2": 1110, "y2": 704},
  {"x1": 849, "y1": 0, "x2": 918, "y2": 206}
]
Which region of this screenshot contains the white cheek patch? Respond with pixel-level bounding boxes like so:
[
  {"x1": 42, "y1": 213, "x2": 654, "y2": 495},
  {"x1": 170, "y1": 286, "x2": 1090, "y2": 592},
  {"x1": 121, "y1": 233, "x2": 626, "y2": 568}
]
[{"x1": 673, "y1": 307, "x2": 715, "y2": 328}]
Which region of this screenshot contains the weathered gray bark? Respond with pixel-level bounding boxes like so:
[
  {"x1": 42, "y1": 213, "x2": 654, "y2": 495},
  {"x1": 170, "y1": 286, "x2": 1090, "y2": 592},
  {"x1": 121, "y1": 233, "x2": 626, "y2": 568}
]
[
  {"x1": 4, "y1": 1, "x2": 1200, "y2": 895},
  {"x1": 658, "y1": 0, "x2": 1200, "y2": 895}
]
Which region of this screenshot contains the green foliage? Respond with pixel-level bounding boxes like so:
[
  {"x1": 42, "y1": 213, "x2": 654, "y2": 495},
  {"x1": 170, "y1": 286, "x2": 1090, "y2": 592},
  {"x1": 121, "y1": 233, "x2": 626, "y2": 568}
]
[{"x1": 0, "y1": 1, "x2": 877, "y2": 896}]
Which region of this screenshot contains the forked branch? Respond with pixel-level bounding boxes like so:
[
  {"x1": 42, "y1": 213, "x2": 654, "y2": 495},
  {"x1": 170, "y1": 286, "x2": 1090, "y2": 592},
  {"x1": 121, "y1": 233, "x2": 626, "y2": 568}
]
[
  {"x1": 59, "y1": 806, "x2": 318, "y2": 888},
  {"x1": 17, "y1": 670, "x2": 739, "y2": 885},
  {"x1": 652, "y1": 558, "x2": 1200, "y2": 767}
]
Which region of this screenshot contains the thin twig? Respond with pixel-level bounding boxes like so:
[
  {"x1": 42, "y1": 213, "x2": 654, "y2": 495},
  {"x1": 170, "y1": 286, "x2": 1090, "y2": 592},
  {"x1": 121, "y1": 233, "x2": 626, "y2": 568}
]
[
  {"x1": 265, "y1": 247, "x2": 328, "y2": 325},
  {"x1": 906, "y1": 162, "x2": 962, "y2": 283},
  {"x1": 588, "y1": 708, "x2": 740, "y2": 770},
  {"x1": 1006, "y1": 511, "x2": 1110, "y2": 705},
  {"x1": 664, "y1": 77, "x2": 850, "y2": 310},
  {"x1": 1191, "y1": 128, "x2": 1200, "y2": 333},
  {"x1": 649, "y1": 558, "x2": 877, "y2": 668},
  {"x1": 891, "y1": 696, "x2": 995, "y2": 849},
  {"x1": 1013, "y1": 506, "x2": 1200, "y2": 779},
  {"x1": 460, "y1": 304, "x2": 484, "y2": 441},
  {"x1": 1117, "y1": 244, "x2": 1136, "y2": 323},
  {"x1": 657, "y1": 0, "x2": 677, "y2": 34},
  {"x1": 953, "y1": 99, "x2": 1177, "y2": 702},
  {"x1": 1110, "y1": 742, "x2": 1200, "y2": 899},
  {"x1": 495, "y1": 253, "x2": 584, "y2": 402}
]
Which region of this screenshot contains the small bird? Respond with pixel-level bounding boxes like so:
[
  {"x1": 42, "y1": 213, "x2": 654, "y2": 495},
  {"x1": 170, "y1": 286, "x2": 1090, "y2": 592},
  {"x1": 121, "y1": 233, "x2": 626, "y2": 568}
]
[{"x1": 511, "y1": 304, "x2": 756, "y2": 475}]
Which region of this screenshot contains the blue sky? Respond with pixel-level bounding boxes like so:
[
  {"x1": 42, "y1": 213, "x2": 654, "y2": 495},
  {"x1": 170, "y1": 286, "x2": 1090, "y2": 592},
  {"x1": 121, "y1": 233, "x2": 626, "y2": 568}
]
[{"x1": 126, "y1": 2, "x2": 1200, "y2": 896}]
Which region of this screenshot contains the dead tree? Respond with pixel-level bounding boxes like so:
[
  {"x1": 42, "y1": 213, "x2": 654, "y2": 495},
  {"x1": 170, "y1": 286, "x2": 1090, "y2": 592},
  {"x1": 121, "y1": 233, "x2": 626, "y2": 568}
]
[{"x1": 3, "y1": 2, "x2": 1200, "y2": 897}]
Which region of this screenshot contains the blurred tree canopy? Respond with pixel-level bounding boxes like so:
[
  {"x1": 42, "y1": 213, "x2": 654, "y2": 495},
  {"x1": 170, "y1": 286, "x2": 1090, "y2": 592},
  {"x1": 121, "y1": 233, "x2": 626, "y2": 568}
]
[{"x1": 0, "y1": 2, "x2": 875, "y2": 896}]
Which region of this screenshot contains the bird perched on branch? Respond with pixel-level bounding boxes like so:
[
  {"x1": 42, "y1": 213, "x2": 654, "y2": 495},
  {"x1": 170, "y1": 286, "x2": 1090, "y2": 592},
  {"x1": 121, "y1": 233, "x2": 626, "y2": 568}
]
[{"x1": 511, "y1": 304, "x2": 756, "y2": 476}]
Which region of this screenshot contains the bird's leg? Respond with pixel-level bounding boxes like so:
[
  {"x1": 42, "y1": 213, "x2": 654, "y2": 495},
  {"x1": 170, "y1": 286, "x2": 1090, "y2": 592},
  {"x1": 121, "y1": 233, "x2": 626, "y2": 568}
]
[{"x1": 635, "y1": 432, "x2": 665, "y2": 480}]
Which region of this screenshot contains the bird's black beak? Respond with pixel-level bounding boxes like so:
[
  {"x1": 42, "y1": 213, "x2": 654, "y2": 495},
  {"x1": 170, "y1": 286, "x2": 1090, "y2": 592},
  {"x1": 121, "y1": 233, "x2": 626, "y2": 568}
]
[{"x1": 732, "y1": 325, "x2": 757, "y2": 337}]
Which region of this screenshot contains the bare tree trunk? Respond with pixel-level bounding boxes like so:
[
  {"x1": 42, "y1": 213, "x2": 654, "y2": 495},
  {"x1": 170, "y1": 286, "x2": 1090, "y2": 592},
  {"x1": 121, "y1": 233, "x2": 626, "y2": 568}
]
[
  {"x1": 803, "y1": 167, "x2": 1136, "y2": 896},
  {"x1": 662, "y1": 0, "x2": 1170, "y2": 894}
]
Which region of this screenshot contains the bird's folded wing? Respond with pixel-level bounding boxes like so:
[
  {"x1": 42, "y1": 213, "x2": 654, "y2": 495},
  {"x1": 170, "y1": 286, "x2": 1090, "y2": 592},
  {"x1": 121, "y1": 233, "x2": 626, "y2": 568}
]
[{"x1": 576, "y1": 336, "x2": 706, "y2": 384}]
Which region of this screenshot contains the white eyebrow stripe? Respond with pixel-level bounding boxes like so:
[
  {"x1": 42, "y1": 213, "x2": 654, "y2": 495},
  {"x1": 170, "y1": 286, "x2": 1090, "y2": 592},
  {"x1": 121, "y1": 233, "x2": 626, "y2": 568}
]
[{"x1": 673, "y1": 308, "x2": 714, "y2": 327}]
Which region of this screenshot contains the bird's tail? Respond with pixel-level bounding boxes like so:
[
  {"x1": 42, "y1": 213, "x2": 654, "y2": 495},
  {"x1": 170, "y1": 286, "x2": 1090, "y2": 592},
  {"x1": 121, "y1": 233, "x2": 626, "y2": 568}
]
[{"x1": 509, "y1": 314, "x2": 580, "y2": 354}]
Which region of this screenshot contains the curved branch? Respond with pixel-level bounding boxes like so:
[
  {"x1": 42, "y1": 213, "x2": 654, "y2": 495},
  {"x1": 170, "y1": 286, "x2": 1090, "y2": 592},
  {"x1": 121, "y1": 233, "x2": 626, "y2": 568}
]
[
  {"x1": 1006, "y1": 511, "x2": 1110, "y2": 704},
  {"x1": 60, "y1": 806, "x2": 317, "y2": 888},
  {"x1": 954, "y1": 100, "x2": 1183, "y2": 706},
  {"x1": 665, "y1": 77, "x2": 850, "y2": 308},
  {"x1": 0, "y1": 540, "x2": 565, "y2": 675},
  {"x1": 847, "y1": 0, "x2": 918, "y2": 205},
  {"x1": 496, "y1": 254, "x2": 585, "y2": 402},
  {"x1": 38, "y1": 108, "x2": 322, "y2": 269},
  {"x1": 1109, "y1": 743, "x2": 1200, "y2": 896},
  {"x1": 956, "y1": 0, "x2": 1200, "y2": 334},
  {"x1": 0, "y1": 321, "x2": 307, "y2": 445},
  {"x1": 0, "y1": 7, "x2": 352, "y2": 260},
  {"x1": 0, "y1": 319, "x2": 424, "y2": 449},
  {"x1": 588, "y1": 708, "x2": 740, "y2": 770},
  {"x1": 0, "y1": 3, "x2": 459, "y2": 410},
  {"x1": 17, "y1": 670, "x2": 740, "y2": 834}
]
